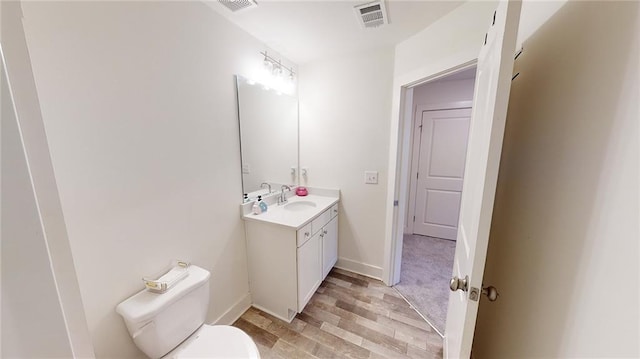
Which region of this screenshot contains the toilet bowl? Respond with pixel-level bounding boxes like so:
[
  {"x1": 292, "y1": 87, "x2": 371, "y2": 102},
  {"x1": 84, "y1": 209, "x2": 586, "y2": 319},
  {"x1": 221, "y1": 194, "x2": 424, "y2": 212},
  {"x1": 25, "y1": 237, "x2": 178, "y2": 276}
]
[
  {"x1": 166, "y1": 325, "x2": 259, "y2": 358},
  {"x1": 116, "y1": 265, "x2": 260, "y2": 359}
]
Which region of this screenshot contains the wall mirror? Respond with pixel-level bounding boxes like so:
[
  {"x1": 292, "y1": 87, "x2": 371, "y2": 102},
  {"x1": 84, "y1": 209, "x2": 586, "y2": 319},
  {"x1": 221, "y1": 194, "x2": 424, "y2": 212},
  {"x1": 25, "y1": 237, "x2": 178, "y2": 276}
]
[{"x1": 236, "y1": 75, "x2": 298, "y2": 201}]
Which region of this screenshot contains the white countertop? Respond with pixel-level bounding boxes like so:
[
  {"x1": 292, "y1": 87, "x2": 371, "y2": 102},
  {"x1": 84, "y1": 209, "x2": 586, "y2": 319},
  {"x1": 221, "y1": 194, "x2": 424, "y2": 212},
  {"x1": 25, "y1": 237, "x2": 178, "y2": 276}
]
[{"x1": 242, "y1": 193, "x2": 339, "y2": 230}]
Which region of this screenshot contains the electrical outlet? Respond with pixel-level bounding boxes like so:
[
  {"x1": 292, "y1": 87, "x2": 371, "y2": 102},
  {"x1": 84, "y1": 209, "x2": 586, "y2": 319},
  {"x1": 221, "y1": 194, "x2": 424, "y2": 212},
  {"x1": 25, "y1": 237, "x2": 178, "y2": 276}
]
[{"x1": 365, "y1": 171, "x2": 378, "y2": 184}]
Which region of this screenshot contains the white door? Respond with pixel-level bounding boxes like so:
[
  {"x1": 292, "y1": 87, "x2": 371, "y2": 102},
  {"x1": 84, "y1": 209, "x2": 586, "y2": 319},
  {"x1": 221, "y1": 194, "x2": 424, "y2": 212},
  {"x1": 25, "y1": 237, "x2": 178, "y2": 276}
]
[
  {"x1": 444, "y1": 1, "x2": 521, "y2": 358},
  {"x1": 322, "y1": 216, "x2": 338, "y2": 278},
  {"x1": 297, "y1": 231, "x2": 322, "y2": 312},
  {"x1": 413, "y1": 108, "x2": 472, "y2": 240}
]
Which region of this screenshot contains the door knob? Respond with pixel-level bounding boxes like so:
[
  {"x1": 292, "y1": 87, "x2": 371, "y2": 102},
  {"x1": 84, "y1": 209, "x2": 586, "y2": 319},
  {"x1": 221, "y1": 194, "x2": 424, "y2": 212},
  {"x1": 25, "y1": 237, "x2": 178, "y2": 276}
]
[
  {"x1": 449, "y1": 275, "x2": 469, "y2": 292},
  {"x1": 482, "y1": 286, "x2": 499, "y2": 301}
]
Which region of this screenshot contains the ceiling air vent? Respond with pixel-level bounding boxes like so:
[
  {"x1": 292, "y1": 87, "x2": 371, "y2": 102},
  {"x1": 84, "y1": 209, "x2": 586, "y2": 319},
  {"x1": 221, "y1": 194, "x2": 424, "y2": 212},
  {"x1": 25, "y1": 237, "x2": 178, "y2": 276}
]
[
  {"x1": 354, "y1": 1, "x2": 388, "y2": 29},
  {"x1": 218, "y1": 0, "x2": 258, "y2": 13}
]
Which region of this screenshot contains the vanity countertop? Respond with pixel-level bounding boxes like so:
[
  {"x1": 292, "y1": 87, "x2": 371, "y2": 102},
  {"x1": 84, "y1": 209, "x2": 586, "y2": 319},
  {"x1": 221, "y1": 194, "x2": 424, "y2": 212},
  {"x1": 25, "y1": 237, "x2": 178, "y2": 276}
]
[{"x1": 243, "y1": 193, "x2": 339, "y2": 230}]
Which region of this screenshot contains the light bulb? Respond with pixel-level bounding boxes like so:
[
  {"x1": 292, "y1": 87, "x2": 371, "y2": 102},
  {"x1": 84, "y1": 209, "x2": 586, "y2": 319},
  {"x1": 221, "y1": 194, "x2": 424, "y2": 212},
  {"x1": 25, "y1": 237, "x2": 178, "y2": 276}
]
[
  {"x1": 273, "y1": 65, "x2": 283, "y2": 77},
  {"x1": 263, "y1": 57, "x2": 272, "y2": 72}
]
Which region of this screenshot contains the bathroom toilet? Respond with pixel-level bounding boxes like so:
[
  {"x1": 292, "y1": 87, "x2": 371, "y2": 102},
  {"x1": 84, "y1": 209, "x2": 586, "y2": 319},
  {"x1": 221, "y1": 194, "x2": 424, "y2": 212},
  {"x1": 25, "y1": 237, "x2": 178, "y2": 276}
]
[
  {"x1": 164, "y1": 325, "x2": 259, "y2": 358},
  {"x1": 116, "y1": 265, "x2": 259, "y2": 359}
]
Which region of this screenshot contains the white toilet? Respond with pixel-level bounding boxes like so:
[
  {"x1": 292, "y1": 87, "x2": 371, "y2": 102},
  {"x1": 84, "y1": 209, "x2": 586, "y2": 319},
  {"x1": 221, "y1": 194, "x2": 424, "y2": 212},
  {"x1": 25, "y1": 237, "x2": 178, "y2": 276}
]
[{"x1": 116, "y1": 265, "x2": 260, "y2": 359}]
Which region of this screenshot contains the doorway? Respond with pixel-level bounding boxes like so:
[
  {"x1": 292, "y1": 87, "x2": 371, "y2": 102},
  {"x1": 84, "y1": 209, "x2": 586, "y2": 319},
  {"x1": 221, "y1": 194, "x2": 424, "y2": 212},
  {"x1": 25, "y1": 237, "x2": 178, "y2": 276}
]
[{"x1": 393, "y1": 67, "x2": 476, "y2": 335}]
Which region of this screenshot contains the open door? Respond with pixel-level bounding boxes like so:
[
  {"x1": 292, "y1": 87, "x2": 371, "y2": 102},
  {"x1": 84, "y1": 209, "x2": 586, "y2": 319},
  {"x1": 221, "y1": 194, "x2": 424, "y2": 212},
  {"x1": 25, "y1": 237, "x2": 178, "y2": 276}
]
[{"x1": 444, "y1": 1, "x2": 521, "y2": 358}]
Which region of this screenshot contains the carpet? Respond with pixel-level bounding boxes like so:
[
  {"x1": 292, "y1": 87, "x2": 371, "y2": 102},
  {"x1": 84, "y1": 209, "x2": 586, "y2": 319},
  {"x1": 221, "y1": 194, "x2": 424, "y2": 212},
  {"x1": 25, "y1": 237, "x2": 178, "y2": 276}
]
[{"x1": 394, "y1": 234, "x2": 456, "y2": 334}]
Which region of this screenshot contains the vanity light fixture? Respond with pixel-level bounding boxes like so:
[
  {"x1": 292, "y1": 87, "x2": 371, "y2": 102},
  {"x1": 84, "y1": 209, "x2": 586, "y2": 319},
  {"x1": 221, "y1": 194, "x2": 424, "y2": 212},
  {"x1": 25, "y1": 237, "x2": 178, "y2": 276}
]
[
  {"x1": 251, "y1": 51, "x2": 296, "y2": 94},
  {"x1": 261, "y1": 51, "x2": 295, "y2": 83}
]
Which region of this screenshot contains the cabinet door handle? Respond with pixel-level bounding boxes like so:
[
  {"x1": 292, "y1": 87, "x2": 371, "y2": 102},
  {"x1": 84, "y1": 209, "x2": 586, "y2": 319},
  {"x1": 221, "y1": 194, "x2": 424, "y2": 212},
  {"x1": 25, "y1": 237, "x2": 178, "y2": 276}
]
[
  {"x1": 323, "y1": 230, "x2": 328, "y2": 235},
  {"x1": 305, "y1": 232, "x2": 310, "y2": 237},
  {"x1": 320, "y1": 233, "x2": 324, "y2": 238}
]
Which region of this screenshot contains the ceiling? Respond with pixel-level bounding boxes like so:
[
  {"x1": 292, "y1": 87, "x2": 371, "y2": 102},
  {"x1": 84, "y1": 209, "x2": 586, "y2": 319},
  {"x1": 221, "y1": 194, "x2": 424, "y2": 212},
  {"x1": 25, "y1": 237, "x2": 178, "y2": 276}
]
[{"x1": 204, "y1": 0, "x2": 465, "y2": 65}]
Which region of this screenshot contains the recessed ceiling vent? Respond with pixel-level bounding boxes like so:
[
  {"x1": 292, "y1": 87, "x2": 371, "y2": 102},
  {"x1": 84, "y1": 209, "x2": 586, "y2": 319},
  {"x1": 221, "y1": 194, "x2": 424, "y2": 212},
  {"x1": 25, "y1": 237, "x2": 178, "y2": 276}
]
[
  {"x1": 218, "y1": 0, "x2": 258, "y2": 13},
  {"x1": 354, "y1": 1, "x2": 388, "y2": 29}
]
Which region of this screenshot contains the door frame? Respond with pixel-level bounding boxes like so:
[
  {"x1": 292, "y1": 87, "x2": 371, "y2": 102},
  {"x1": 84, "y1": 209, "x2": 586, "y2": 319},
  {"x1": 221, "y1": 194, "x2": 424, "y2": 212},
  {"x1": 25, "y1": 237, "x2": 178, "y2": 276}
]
[
  {"x1": 383, "y1": 58, "x2": 478, "y2": 286},
  {"x1": 405, "y1": 102, "x2": 473, "y2": 235}
]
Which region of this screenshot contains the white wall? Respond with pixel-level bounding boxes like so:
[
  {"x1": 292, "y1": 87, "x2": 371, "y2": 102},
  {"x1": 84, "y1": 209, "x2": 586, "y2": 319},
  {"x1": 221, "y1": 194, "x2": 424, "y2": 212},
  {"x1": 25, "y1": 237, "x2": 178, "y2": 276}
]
[
  {"x1": 393, "y1": 1, "x2": 497, "y2": 84},
  {"x1": 412, "y1": 77, "x2": 475, "y2": 108},
  {"x1": 1, "y1": 41, "x2": 73, "y2": 359},
  {"x1": 299, "y1": 47, "x2": 395, "y2": 278},
  {"x1": 20, "y1": 2, "x2": 293, "y2": 357},
  {"x1": 1, "y1": 2, "x2": 94, "y2": 356},
  {"x1": 473, "y1": 1, "x2": 639, "y2": 357}
]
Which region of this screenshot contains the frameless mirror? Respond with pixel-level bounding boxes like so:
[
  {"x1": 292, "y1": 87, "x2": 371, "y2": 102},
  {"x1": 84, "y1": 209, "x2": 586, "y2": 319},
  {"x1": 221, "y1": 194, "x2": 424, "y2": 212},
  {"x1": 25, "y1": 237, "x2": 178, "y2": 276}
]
[{"x1": 236, "y1": 75, "x2": 298, "y2": 201}]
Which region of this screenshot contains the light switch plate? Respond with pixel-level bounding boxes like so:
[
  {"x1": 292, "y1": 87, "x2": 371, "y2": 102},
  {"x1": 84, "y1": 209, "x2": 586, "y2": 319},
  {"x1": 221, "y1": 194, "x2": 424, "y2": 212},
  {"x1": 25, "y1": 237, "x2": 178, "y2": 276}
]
[{"x1": 365, "y1": 171, "x2": 378, "y2": 184}]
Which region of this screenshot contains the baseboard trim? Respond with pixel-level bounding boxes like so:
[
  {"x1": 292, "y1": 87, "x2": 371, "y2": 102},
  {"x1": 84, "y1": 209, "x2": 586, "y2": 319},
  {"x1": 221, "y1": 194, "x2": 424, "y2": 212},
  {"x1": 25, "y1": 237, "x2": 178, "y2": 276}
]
[
  {"x1": 335, "y1": 257, "x2": 383, "y2": 281},
  {"x1": 211, "y1": 292, "x2": 251, "y2": 326},
  {"x1": 250, "y1": 303, "x2": 294, "y2": 324}
]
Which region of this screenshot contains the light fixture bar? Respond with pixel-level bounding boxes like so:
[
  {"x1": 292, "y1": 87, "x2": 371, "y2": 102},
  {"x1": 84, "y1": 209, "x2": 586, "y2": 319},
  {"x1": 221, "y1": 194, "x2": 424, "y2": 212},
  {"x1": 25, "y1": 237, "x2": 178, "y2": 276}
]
[{"x1": 261, "y1": 51, "x2": 295, "y2": 77}]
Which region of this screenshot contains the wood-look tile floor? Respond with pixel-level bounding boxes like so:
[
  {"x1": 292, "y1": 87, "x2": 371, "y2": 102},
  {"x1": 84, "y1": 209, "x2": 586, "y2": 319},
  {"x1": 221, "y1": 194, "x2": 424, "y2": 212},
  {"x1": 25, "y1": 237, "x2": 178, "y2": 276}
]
[{"x1": 233, "y1": 268, "x2": 443, "y2": 359}]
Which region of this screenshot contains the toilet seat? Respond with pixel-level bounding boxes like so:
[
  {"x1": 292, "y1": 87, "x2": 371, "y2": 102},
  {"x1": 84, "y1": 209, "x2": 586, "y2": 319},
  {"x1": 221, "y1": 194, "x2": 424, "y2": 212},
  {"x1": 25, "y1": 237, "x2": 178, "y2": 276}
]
[{"x1": 169, "y1": 325, "x2": 260, "y2": 359}]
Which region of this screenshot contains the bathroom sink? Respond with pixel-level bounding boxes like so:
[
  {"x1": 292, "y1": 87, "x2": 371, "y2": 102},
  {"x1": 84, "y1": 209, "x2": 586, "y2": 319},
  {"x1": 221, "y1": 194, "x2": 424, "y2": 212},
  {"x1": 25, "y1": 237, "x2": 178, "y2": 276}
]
[{"x1": 284, "y1": 201, "x2": 317, "y2": 212}]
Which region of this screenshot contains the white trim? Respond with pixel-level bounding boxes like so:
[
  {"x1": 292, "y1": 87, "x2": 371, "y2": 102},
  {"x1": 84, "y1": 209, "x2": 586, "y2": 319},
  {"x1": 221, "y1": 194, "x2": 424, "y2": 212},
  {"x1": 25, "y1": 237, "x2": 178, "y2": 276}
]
[
  {"x1": 211, "y1": 292, "x2": 252, "y2": 325},
  {"x1": 443, "y1": 335, "x2": 449, "y2": 359},
  {"x1": 404, "y1": 107, "x2": 421, "y2": 235},
  {"x1": 335, "y1": 258, "x2": 383, "y2": 280},
  {"x1": 383, "y1": 60, "x2": 478, "y2": 286}
]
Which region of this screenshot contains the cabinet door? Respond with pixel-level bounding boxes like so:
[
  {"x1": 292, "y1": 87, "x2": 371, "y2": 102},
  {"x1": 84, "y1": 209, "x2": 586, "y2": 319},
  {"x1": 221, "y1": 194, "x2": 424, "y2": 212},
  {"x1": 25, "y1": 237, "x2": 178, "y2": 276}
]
[
  {"x1": 297, "y1": 231, "x2": 321, "y2": 312},
  {"x1": 322, "y1": 216, "x2": 338, "y2": 279}
]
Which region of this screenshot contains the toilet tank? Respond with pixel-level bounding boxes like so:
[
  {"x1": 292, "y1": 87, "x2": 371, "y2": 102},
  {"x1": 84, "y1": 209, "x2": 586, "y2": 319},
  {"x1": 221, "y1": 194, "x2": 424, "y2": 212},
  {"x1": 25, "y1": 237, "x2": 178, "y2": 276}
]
[{"x1": 116, "y1": 265, "x2": 211, "y2": 359}]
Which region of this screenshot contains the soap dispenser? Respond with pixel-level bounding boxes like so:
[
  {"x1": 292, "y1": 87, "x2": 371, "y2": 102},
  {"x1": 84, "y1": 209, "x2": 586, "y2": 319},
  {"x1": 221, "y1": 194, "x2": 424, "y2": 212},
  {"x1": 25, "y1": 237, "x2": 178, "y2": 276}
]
[
  {"x1": 258, "y1": 195, "x2": 268, "y2": 213},
  {"x1": 252, "y1": 198, "x2": 261, "y2": 215}
]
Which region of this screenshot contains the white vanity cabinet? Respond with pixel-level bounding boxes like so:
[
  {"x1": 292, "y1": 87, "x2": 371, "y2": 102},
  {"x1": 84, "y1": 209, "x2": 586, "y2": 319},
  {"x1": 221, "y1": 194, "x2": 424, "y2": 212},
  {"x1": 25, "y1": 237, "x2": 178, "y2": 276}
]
[{"x1": 244, "y1": 197, "x2": 339, "y2": 323}]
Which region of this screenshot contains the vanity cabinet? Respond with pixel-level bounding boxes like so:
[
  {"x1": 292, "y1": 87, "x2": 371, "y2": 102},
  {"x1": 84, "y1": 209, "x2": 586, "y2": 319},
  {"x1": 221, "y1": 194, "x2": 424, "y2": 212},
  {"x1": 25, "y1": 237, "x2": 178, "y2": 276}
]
[{"x1": 244, "y1": 200, "x2": 338, "y2": 322}]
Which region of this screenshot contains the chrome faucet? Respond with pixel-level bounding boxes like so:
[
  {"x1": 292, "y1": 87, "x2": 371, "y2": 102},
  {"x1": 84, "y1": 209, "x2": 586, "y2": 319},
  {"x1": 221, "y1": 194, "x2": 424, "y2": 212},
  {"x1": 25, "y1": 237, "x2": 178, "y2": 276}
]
[
  {"x1": 260, "y1": 182, "x2": 272, "y2": 194},
  {"x1": 278, "y1": 185, "x2": 291, "y2": 205}
]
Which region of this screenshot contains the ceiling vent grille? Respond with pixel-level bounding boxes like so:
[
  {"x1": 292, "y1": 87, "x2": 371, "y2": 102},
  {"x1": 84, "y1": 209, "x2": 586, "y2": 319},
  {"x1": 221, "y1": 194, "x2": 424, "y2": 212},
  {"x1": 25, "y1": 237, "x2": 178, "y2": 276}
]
[
  {"x1": 354, "y1": 1, "x2": 388, "y2": 29},
  {"x1": 218, "y1": 0, "x2": 258, "y2": 13}
]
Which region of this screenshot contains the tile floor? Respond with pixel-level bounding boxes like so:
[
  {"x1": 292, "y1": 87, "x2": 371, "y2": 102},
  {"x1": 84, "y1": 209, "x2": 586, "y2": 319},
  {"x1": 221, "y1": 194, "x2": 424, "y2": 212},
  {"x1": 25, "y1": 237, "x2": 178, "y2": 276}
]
[{"x1": 233, "y1": 268, "x2": 443, "y2": 358}]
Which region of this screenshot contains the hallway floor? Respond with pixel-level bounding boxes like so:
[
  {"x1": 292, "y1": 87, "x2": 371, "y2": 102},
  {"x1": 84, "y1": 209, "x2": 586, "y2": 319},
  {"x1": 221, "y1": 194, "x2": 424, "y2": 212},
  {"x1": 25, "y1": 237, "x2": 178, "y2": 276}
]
[
  {"x1": 233, "y1": 268, "x2": 443, "y2": 358},
  {"x1": 394, "y1": 234, "x2": 456, "y2": 334}
]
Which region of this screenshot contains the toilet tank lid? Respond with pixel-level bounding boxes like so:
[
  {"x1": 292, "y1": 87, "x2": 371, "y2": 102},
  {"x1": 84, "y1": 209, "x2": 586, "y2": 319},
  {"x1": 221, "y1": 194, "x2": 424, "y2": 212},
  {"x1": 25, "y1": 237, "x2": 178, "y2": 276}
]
[{"x1": 116, "y1": 265, "x2": 210, "y2": 323}]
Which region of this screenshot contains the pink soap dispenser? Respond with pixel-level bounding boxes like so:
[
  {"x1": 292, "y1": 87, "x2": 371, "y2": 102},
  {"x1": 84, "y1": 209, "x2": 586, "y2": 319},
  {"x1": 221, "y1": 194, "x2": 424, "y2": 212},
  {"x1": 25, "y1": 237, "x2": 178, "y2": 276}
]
[{"x1": 296, "y1": 187, "x2": 308, "y2": 196}]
